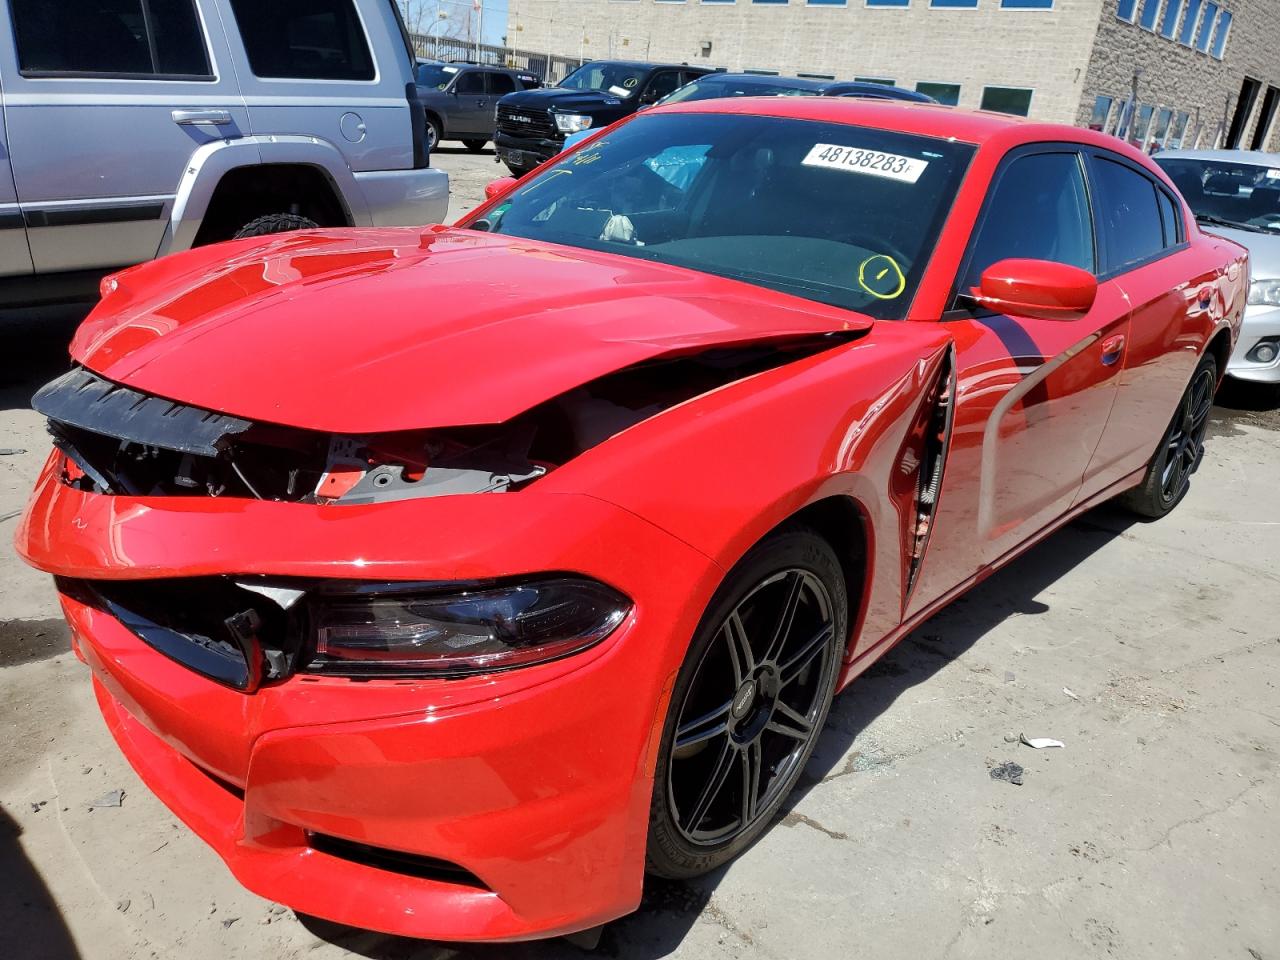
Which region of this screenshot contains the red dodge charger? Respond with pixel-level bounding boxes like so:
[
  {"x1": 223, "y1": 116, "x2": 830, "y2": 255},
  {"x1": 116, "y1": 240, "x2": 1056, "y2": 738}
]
[{"x1": 17, "y1": 99, "x2": 1246, "y2": 942}]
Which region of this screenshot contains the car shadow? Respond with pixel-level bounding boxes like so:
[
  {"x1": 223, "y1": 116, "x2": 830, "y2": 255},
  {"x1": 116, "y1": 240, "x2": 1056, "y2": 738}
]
[
  {"x1": 0, "y1": 806, "x2": 82, "y2": 960},
  {"x1": 433, "y1": 145, "x2": 495, "y2": 156},
  {"x1": 296, "y1": 503, "x2": 1139, "y2": 960},
  {"x1": 0, "y1": 305, "x2": 88, "y2": 412}
]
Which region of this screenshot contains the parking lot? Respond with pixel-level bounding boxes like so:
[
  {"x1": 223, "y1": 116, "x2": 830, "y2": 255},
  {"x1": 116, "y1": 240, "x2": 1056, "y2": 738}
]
[{"x1": 1, "y1": 145, "x2": 1278, "y2": 960}]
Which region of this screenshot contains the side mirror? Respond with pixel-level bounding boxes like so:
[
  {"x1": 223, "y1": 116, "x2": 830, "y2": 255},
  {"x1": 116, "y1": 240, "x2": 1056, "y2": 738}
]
[
  {"x1": 969, "y1": 258, "x2": 1097, "y2": 321},
  {"x1": 485, "y1": 177, "x2": 518, "y2": 200}
]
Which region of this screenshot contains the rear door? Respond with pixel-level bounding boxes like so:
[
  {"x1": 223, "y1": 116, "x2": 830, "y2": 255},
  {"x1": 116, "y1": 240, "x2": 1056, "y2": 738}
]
[
  {"x1": 483, "y1": 71, "x2": 516, "y2": 137},
  {"x1": 1075, "y1": 151, "x2": 1222, "y2": 502},
  {"x1": 0, "y1": 0, "x2": 248, "y2": 272},
  {"x1": 447, "y1": 70, "x2": 488, "y2": 137},
  {"x1": 0, "y1": 70, "x2": 33, "y2": 277}
]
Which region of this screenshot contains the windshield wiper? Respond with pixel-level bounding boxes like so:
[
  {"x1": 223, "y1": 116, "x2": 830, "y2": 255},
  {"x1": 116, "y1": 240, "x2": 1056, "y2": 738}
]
[{"x1": 1195, "y1": 213, "x2": 1264, "y2": 234}]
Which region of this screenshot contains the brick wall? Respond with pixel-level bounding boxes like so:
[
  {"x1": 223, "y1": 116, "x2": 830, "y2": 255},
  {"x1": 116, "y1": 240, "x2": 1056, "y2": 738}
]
[{"x1": 506, "y1": 0, "x2": 1106, "y2": 121}]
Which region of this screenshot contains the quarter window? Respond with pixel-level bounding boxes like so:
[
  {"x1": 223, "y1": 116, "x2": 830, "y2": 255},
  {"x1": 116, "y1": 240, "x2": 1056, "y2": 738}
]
[
  {"x1": 1156, "y1": 188, "x2": 1182, "y2": 247},
  {"x1": 959, "y1": 152, "x2": 1095, "y2": 301},
  {"x1": 1091, "y1": 157, "x2": 1166, "y2": 272},
  {"x1": 228, "y1": 0, "x2": 373, "y2": 81},
  {"x1": 10, "y1": 0, "x2": 212, "y2": 78}
]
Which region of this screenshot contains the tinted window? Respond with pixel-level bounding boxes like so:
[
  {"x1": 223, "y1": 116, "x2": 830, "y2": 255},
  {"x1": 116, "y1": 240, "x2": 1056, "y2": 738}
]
[
  {"x1": 1156, "y1": 188, "x2": 1181, "y2": 247},
  {"x1": 1091, "y1": 157, "x2": 1165, "y2": 272},
  {"x1": 487, "y1": 72, "x2": 516, "y2": 96},
  {"x1": 959, "y1": 153, "x2": 1094, "y2": 297},
  {"x1": 10, "y1": 0, "x2": 211, "y2": 78},
  {"x1": 478, "y1": 113, "x2": 974, "y2": 319},
  {"x1": 416, "y1": 63, "x2": 455, "y2": 89},
  {"x1": 229, "y1": 0, "x2": 373, "y2": 81},
  {"x1": 645, "y1": 71, "x2": 685, "y2": 102},
  {"x1": 454, "y1": 71, "x2": 485, "y2": 95},
  {"x1": 980, "y1": 86, "x2": 1033, "y2": 116}
]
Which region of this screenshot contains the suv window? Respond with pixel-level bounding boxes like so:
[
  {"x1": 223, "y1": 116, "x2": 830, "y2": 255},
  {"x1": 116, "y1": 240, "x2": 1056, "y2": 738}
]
[
  {"x1": 959, "y1": 152, "x2": 1094, "y2": 299},
  {"x1": 229, "y1": 0, "x2": 373, "y2": 81},
  {"x1": 487, "y1": 72, "x2": 516, "y2": 96},
  {"x1": 10, "y1": 0, "x2": 212, "y2": 78},
  {"x1": 1091, "y1": 156, "x2": 1166, "y2": 272},
  {"x1": 644, "y1": 70, "x2": 685, "y2": 103},
  {"x1": 454, "y1": 71, "x2": 485, "y2": 95}
]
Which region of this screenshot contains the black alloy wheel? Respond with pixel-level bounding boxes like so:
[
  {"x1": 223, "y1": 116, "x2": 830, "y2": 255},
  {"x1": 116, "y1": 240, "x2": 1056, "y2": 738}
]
[{"x1": 647, "y1": 528, "x2": 847, "y2": 878}]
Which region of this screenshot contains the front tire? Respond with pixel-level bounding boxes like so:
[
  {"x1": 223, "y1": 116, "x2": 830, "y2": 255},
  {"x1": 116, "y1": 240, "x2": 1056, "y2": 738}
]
[
  {"x1": 646, "y1": 527, "x2": 847, "y2": 879},
  {"x1": 425, "y1": 117, "x2": 442, "y2": 152},
  {"x1": 232, "y1": 213, "x2": 318, "y2": 239},
  {"x1": 1119, "y1": 352, "x2": 1217, "y2": 519}
]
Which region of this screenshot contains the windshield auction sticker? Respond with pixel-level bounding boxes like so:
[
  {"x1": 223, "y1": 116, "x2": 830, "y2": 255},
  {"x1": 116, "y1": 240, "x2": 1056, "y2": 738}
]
[{"x1": 802, "y1": 144, "x2": 928, "y2": 183}]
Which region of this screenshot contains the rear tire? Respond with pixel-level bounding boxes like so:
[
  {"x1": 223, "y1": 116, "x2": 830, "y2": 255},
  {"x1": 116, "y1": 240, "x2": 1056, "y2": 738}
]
[
  {"x1": 425, "y1": 117, "x2": 442, "y2": 152},
  {"x1": 646, "y1": 526, "x2": 847, "y2": 879},
  {"x1": 231, "y1": 213, "x2": 318, "y2": 239},
  {"x1": 1119, "y1": 352, "x2": 1217, "y2": 519},
  {"x1": 462, "y1": 139, "x2": 488, "y2": 153}
]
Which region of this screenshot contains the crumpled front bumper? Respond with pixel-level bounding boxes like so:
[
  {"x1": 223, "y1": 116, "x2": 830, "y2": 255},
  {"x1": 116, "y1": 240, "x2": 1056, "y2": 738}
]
[{"x1": 17, "y1": 457, "x2": 722, "y2": 941}]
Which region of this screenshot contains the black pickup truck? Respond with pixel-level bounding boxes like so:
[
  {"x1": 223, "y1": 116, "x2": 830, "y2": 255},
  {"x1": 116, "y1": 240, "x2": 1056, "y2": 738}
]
[{"x1": 493, "y1": 60, "x2": 715, "y2": 176}]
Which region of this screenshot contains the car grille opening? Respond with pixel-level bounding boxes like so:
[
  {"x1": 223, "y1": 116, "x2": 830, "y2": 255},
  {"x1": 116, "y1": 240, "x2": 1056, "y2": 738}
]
[
  {"x1": 496, "y1": 105, "x2": 556, "y2": 139},
  {"x1": 306, "y1": 832, "x2": 488, "y2": 889}
]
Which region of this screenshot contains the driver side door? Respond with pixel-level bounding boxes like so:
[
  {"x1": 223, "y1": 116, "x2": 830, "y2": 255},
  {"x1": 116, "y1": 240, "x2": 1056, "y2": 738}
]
[{"x1": 905, "y1": 146, "x2": 1131, "y2": 617}]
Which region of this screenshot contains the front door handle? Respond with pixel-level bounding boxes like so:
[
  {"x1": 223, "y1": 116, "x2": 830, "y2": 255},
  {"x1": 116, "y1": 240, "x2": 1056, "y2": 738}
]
[
  {"x1": 171, "y1": 109, "x2": 233, "y2": 126},
  {"x1": 1101, "y1": 334, "x2": 1126, "y2": 366}
]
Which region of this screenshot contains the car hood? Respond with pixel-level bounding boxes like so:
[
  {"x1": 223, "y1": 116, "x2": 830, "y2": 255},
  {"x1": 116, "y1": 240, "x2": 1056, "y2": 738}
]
[
  {"x1": 500, "y1": 86, "x2": 629, "y2": 114},
  {"x1": 71, "y1": 227, "x2": 872, "y2": 434},
  {"x1": 1198, "y1": 222, "x2": 1280, "y2": 280}
]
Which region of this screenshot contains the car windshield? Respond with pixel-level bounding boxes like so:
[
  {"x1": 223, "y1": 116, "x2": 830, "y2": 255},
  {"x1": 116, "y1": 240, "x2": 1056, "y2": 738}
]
[
  {"x1": 1156, "y1": 157, "x2": 1280, "y2": 234},
  {"x1": 472, "y1": 113, "x2": 974, "y2": 319},
  {"x1": 415, "y1": 63, "x2": 458, "y2": 90},
  {"x1": 661, "y1": 78, "x2": 820, "y2": 105},
  {"x1": 558, "y1": 62, "x2": 646, "y2": 98}
]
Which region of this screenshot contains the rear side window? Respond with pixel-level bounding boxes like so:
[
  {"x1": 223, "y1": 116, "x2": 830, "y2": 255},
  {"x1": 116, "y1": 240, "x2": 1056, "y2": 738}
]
[
  {"x1": 454, "y1": 71, "x2": 485, "y2": 95},
  {"x1": 1091, "y1": 157, "x2": 1165, "y2": 272},
  {"x1": 9, "y1": 0, "x2": 212, "y2": 79},
  {"x1": 487, "y1": 73, "x2": 516, "y2": 96},
  {"x1": 959, "y1": 152, "x2": 1095, "y2": 297},
  {"x1": 228, "y1": 0, "x2": 373, "y2": 81},
  {"x1": 1156, "y1": 188, "x2": 1182, "y2": 247}
]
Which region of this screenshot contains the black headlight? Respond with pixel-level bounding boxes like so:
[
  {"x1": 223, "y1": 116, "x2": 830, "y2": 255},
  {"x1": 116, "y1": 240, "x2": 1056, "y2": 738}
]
[{"x1": 302, "y1": 577, "x2": 630, "y2": 678}]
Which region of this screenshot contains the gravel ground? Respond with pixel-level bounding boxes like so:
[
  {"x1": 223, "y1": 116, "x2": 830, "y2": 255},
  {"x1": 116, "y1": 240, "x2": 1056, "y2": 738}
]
[{"x1": 1, "y1": 147, "x2": 1278, "y2": 960}]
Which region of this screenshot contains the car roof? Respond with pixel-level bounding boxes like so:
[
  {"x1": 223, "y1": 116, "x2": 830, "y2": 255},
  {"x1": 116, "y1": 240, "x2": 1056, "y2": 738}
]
[
  {"x1": 582, "y1": 60, "x2": 710, "y2": 71},
  {"x1": 1156, "y1": 148, "x2": 1280, "y2": 165},
  {"x1": 691, "y1": 73, "x2": 830, "y2": 90}
]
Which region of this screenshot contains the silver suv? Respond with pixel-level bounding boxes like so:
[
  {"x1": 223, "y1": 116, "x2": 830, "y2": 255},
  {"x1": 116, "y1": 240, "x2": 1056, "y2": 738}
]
[{"x1": 0, "y1": 0, "x2": 449, "y2": 307}]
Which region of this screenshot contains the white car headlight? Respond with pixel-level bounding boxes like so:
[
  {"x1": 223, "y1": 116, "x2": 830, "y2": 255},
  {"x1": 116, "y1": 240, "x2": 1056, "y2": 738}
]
[
  {"x1": 553, "y1": 113, "x2": 593, "y2": 134},
  {"x1": 1248, "y1": 279, "x2": 1280, "y2": 306}
]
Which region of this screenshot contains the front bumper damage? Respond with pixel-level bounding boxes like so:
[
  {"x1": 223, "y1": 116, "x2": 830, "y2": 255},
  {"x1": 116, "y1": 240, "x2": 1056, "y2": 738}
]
[{"x1": 18, "y1": 450, "x2": 723, "y2": 941}]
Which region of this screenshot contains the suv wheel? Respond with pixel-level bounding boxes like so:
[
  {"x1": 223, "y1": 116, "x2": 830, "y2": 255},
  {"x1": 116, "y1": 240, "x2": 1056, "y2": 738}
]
[
  {"x1": 232, "y1": 213, "x2": 319, "y2": 239},
  {"x1": 425, "y1": 117, "x2": 442, "y2": 152},
  {"x1": 462, "y1": 139, "x2": 488, "y2": 153}
]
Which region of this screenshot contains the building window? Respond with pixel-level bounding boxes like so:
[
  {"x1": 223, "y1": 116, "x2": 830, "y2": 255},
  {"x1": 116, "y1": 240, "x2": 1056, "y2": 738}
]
[
  {"x1": 1131, "y1": 103, "x2": 1154, "y2": 146},
  {"x1": 1116, "y1": 0, "x2": 1138, "y2": 20},
  {"x1": 752, "y1": 0, "x2": 788, "y2": 5},
  {"x1": 855, "y1": 76, "x2": 896, "y2": 85},
  {"x1": 798, "y1": 72, "x2": 836, "y2": 79},
  {"x1": 867, "y1": 0, "x2": 910, "y2": 6},
  {"x1": 1000, "y1": 0, "x2": 1053, "y2": 7},
  {"x1": 1211, "y1": 9, "x2": 1232, "y2": 58},
  {"x1": 744, "y1": 68, "x2": 780, "y2": 74},
  {"x1": 1152, "y1": 107, "x2": 1173, "y2": 148},
  {"x1": 1089, "y1": 95, "x2": 1114, "y2": 130},
  {"x1": 808, "y1": 0, "x2": 847, "y2": 5},
  {"x1": 916, "y1": 81, "x2": 960, "y2": 105},
  {"x1": 1137, "y1": 0, "x2": 1162, "y2": 30},
  {"x1": 980, "y1": 86, "x2": 1033, "y2": 116},
  {"x1": 930, "y1": 0, "x2": 978, "y2": 7},
  {"x1": 1178, "y1": 0, "x2": 1202, "y2": 43},
  {"x1": 1170, "y1": 110, "x2": 1191, "y2": 148},
  {"x1": 1196, "y1": 2, "x2": 1218, "y2": 50},
  {"x1": 701, "y1": 0, "x2": 735, "y2": 4},
  {"x1": 1158, "y1": 0, "x2": 1182, "y2": 36}
]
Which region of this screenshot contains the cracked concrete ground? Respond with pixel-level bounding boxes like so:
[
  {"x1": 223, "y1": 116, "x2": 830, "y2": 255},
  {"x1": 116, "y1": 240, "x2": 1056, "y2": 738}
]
[{"x1": 1, "y1": 148, "x2": 1278, "y2": 960}]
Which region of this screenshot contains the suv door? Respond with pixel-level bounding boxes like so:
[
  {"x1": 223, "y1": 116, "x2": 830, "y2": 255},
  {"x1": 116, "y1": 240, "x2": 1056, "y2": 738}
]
[
  {"x1": 0, "y1": 72, "x2": 32, "y2": 278},
  {"x1": 938, "y1": 148, "x2": 1131, "y2": 571},
  {"x1": 0, "y1": 0, "x2": 248, "y2": 273},
  {"x1": 1074, "y1": 151, "x2": 1221, "y2": 502},
  {"x1": 222, "y1": 0, "x2": 414, "y2": 173},
  {"x1": 447, "y1": 69, "x2": 488, "y2": 136},
  {"x1": 483, "y1": 71, "x2": 516, "y2": 137}
]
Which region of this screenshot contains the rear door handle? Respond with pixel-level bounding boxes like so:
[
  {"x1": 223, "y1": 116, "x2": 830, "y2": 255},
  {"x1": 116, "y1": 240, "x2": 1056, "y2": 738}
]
[
  {"x1": 171, "y1": 109, "x2": 233, "y2": 126},
  {"x1": 1101, "y1": 334, "x2": 1126, "y2": 366}
]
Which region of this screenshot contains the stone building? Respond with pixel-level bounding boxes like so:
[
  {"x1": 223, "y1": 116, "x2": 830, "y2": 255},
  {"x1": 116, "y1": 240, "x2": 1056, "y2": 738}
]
[{"x1": 504, "y1": 0, "x2": 1280, "y2": 150}]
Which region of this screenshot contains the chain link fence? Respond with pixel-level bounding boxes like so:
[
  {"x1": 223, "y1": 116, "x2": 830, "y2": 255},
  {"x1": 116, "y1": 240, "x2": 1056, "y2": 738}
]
[{"x1": 408, "y1": 33, "x2": 583, "y2": 84}]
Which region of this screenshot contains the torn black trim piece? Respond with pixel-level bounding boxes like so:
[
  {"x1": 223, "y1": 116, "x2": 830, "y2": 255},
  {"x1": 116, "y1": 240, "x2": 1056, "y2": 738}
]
[{"x1": 34, "y1": 367, "x2": 252, "y2": 457}]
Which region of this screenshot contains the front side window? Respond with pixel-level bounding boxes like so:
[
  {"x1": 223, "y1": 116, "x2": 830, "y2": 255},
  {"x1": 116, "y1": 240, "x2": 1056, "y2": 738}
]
[
  {"x1": 958, "y1": 152, "x2": 1094, "y2": 301},
  {"x1": 10, "y1": 0, "x2": 211, "y2": 78},
  {"x1": 1155, "y1": 156, "x2": 1280, "y2": 235},
  {"x1": 228, "y1": 0, "x2": 373, "y2": 81},
  {"x1": 416, "y1": 63, "x2": 457, "y2": 89},
  {"x1": 453, "y1": 71, "x2": 485, "y2": 95},
  {"x1": 473, "y1": 113, "x2": 974, "y2": 319},
  {"x1": 1091, "y1": 157, "x2": 1165, "y2": 271}
]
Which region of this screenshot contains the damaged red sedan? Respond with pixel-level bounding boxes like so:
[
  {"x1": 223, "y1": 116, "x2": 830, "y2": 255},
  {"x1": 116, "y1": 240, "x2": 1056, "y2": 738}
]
[{"x1": 17, "y1": 100, "x2": 1245, "y2": 942}]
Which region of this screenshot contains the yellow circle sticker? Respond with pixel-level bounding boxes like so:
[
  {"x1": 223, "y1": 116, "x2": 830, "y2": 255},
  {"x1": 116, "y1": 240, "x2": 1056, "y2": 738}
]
[{"x1": 857, "y1": 254, "x2": 906, "y2": 300}]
